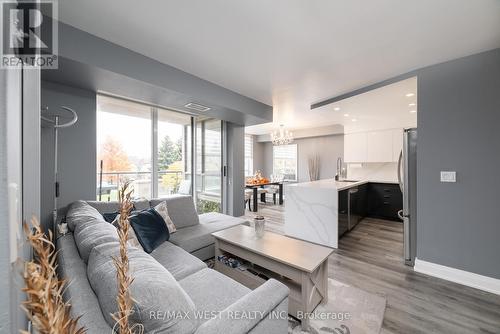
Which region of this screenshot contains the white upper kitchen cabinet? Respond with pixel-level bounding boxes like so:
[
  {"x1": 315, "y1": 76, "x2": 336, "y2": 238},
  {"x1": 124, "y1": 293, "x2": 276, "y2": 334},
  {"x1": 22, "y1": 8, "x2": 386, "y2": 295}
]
[
  {"x1": 392, "y1": 129, "x2": 403, "y2": 162},
  {"x1": 366, "y1": 130, "x2": 393, "y2": 162},
  {"x1": 344, "y1": 128, "x2": 404, "y2": 163},
  {"x1": 344, "y1": 132, "x2": 367, "y2": 162}
]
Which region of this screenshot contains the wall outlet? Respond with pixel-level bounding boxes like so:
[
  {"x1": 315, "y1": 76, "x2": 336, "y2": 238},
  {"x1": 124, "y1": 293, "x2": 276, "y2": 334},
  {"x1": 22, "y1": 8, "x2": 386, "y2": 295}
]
[{"x1": 440, "y1": 171, "x2": 456, "y2": 183}]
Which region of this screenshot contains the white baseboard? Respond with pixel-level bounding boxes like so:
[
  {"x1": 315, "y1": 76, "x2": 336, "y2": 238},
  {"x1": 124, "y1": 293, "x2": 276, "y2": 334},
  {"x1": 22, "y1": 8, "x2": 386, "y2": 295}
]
[{"x1": 414, "y1": 258, "x2": 500, "y2": 295}]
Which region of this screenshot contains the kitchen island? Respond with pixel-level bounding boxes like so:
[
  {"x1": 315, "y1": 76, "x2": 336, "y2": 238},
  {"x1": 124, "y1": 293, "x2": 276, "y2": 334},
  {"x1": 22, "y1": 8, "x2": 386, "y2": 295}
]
[
  {"x1": 284, "y1": 179, "x2": 367, "y2": 248},
  {"x1": 284, "y1": 178, "x2": 400, "y2": 248}
]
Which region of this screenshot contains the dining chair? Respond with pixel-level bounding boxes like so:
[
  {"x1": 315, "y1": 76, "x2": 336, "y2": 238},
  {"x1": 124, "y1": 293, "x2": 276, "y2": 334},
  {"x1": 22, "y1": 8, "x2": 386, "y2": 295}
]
[
  {"x1": 244, "y1": 189, "x2": 253, "y2": 211},
  {"x1": 265, "y1": 174, "x2": 284, "y2": 205}
]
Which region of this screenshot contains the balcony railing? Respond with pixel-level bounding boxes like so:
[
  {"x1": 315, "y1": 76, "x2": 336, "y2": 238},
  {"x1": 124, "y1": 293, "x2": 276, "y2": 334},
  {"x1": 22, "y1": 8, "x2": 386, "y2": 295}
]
[
  {"x1": 96, "y1": 171, "x2": 221, "y2": 212},
  {"x1": 97, "y1": 170, "x2": 185, "y2": 201}
]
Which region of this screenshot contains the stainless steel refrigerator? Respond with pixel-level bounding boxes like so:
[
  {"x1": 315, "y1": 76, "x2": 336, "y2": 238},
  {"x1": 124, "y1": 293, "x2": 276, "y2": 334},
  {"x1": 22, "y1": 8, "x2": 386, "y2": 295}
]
[{"x1": 398, "y1": 128, "x2": 417, "y2": 266}]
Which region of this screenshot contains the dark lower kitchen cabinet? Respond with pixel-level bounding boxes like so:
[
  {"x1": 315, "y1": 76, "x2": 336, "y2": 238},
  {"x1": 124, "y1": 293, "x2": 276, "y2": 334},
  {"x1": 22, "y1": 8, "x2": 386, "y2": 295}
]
[
  {"x1": 354, "y1": 183, "x2": 369, "y2": 218},
  {"x1": 338, "y1": 189, "x2": 349, "y2": 237},
  {"x1": 339, "y1": 182, "x2": 402, "y2": 239},
  {"x1": 367, "y1": 183, "x2": 402, "y2": 221}
]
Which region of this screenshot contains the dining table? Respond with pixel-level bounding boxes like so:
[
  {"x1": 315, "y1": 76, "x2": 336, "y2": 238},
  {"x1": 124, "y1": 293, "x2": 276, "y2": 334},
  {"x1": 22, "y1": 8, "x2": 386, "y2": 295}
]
[{"x1": 245, "y1": 181, "x2": 283, "y2": 212}]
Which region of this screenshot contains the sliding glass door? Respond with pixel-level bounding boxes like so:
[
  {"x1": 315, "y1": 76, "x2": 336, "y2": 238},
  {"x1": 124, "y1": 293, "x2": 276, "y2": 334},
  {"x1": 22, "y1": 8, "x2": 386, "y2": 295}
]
[{"x1": 195, "y1": 118, "x2": 223, "y2": 213}]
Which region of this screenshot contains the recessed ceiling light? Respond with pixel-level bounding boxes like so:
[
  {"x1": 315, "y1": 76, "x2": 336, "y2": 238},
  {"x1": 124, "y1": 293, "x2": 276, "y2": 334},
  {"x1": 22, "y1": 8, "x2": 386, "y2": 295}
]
[
  {"x1": 405, "y1": 93, "x2": 415, "y2": 97},
  {"x1": 409, "y1": 110, "x2": 417, "y2": 113},
  {"x1": 343, "y1": 113, "x2": 349, "y2": 117},
  {"x1": 334, "y1": 107, "x2": 341, "y2": 111},
  {"x1": 409, "y1": 103, "x2": 416, "y2": 107},
  {"x1": 352, "y1": 118, "x2": 357, "y2": 122}
]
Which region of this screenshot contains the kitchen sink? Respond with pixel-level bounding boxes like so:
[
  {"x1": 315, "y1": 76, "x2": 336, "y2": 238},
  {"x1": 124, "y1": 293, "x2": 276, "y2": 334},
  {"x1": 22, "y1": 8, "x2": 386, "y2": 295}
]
[{"x1": 338, "y1": 179, "x2": 359, "y2": 183}]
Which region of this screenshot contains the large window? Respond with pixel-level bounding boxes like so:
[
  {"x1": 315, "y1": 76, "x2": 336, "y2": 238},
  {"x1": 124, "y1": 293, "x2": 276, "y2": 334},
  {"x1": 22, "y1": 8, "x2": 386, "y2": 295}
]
[
  {"x1": 273, "y1": 144, "x2": 297, "y2": 181},
  {"x1": 96, "y1": 96, "x2": 152, "y2": 199},
  {"x1": 96, "y1": 95, "x2": 223, "y2": 213},
  {"x1": 96, "y1": 95, "x2": 190, "y2": 200},
  {"x1": 244, "y1": 134, "x2": 253, "y2": 177}
]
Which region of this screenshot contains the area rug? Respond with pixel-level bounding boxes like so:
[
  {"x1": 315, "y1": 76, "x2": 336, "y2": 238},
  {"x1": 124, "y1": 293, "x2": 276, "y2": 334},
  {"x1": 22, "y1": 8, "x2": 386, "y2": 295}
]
[{"x1": 288, "y1": 279, "x2": 386, "y2": 334}]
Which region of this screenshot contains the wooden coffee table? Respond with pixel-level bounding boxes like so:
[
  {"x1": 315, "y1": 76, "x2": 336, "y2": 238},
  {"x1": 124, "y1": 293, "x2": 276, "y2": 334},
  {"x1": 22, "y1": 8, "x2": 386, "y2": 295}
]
[{"x1": 212, "y1": 225, "x2": 333, "y2": 329}]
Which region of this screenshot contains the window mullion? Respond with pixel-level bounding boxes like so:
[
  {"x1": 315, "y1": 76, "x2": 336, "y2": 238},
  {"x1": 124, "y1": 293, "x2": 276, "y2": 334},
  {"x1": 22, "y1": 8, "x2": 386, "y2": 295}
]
[{"x1": 151, "y1": 108, "x2": 158, "y2": 198}]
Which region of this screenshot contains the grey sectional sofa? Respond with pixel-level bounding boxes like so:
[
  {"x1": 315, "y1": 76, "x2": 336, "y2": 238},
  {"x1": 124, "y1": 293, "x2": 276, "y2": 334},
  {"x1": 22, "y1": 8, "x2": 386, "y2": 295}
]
[{"x1": 58, "y1": 195, "x2": 289, "y2": 333}]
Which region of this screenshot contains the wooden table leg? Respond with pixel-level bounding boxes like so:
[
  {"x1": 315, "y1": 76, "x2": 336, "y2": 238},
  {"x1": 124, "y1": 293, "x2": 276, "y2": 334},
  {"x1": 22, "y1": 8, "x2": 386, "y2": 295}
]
[
  {"x1": 320, "y1": 261, "x2": 328, "y2": 303},
  {"x1": 214, "y1": 239, "x2": 221, "y2": 259},
  {"x1": 301, "y1": 272, "x2": 312, "y2": 330},
  {"x1": 253, "y1": 187, "x2": 258, "y2": 212}
]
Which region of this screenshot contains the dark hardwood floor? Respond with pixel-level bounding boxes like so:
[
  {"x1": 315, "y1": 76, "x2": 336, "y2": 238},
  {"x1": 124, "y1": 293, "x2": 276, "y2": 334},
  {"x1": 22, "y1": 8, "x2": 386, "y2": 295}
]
[{"x1": 243, "y1": 202, "x2": 500, "y2": 334}]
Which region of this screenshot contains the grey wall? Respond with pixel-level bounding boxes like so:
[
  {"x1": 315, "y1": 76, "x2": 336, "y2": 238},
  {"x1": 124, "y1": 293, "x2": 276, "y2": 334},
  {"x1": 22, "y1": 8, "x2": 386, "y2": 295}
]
[
  {"x1": 41, "y1": 81, "x2": 96, "y2": 230},
  {"x1": 226, "y1": 123, "x2": 245, "y2": 216},
  {"x1": 252, "y1": 135, "x2": 265, "y2": 174},
  {"x1": 417, "y1": 48, "x2": 500, "y2": 279},
  {"x1": 256, "y1": 135, "x2": 344, "y2": 183}
]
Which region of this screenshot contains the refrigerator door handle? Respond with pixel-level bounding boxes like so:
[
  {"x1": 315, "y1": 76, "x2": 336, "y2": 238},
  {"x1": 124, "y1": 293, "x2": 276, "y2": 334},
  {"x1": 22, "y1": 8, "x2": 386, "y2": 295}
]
[
  {"x1": 403, "y1": 216, "x2": 411, "y2": 262},
  {"x1": 397, "y1": 150, "x2": 403, "y2": 193}
]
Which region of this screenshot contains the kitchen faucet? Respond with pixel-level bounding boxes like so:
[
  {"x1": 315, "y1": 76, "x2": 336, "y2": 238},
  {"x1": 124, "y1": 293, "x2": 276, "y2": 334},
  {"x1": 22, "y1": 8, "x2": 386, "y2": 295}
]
[{"x1": 335, "y1": 157, "x2": 344, "y2": 181}]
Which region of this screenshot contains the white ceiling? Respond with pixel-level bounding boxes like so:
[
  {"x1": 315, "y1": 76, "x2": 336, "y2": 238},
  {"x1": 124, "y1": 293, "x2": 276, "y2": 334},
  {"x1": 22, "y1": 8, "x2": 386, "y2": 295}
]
[
  {"x1": 317, "y1": 77, "x2": 418, "y2": 135},
  {"x1": 58, "y1": 0, "x2": 500, "y2": 133}
]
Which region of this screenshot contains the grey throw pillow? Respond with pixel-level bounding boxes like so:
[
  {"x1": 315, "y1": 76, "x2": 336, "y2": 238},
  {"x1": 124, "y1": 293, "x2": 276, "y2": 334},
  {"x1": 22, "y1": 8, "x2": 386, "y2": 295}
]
[{"x1": 87, "y1": 242, "x2": 197, "y2": 334}]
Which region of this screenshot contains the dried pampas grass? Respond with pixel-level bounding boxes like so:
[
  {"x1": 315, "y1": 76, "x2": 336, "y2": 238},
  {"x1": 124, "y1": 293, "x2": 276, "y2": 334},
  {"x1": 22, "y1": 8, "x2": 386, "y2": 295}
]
[
  {"x1": 308, "y1": 154, "x2": 320, "y2": 181},
  {"x1": 21, "y1": 217, "x2": 85, "y2": 334},
  {"x1": 112, "y1": 181, "x2": 143, "y2": 334}
]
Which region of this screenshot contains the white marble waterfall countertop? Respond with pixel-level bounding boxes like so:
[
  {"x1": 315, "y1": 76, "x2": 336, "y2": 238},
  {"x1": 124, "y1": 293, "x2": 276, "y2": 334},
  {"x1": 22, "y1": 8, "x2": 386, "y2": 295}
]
[
  {"x1": 284, "y1": 178, "x2": 397, "y2": 248},
  {"x1": 286, "y1": 178, "x2": 397, "y2": 191}
]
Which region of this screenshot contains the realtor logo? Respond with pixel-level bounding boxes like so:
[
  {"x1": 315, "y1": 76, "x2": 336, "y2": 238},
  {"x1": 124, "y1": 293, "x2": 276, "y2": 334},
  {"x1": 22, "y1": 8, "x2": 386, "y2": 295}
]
[{"x1": 1, "y1": 0, "x2": 58, "y2": 69}]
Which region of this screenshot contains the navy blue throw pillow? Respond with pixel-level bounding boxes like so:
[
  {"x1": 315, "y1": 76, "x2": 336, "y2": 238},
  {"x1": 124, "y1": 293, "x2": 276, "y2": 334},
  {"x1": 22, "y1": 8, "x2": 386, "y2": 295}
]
[
  {"x1": 102, "y1": 211, "x2": 119, "y2": 223},
  {"x1": 129, "y1": 208, "x2": 170, "y2": 253}
]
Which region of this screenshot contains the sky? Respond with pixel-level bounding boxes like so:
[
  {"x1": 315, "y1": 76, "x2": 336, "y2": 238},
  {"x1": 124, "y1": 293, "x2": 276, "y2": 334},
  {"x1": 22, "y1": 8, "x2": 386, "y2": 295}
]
[{"x1": 96, "y1": 111, "x2": 184, "y2": 159}]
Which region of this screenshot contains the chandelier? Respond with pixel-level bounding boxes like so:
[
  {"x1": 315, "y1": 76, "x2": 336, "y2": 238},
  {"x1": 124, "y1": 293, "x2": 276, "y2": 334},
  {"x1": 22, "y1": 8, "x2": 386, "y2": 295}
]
[{"x1": 271, "y1": 124, "x2": 293, "y2": 145}]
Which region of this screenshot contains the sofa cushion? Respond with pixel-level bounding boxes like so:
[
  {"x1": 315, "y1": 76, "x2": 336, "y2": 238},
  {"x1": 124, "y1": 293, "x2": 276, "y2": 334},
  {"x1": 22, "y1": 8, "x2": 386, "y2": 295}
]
[
  {"x1": 179, "y1": 268, "x2": 250, "y2": 325},
  {"x1": 87, "y1": 242, "x2": 197, "y2": 334},
  {"x1": 57, "y1": 234, "x2": 112, "y2": 332},
  {"x1": 150, "y1": 242, "x2": 207, "y2": 280},
  {"x1": 66, "y1": 200, "x2": 106, "y2": 232},
  {"x1": 132, "y1": 198, "x2": 150, "y2": 211},
  {"x1": 86, "y1": 200, "x2": 120, "y2": 214},
  {"x1": 198, "y1": 212, "x2": 246, "y2": 226},
  {"x1": 74, "y1": 217, "x2": 118, "y2": 263},
  {"x1": 87, "y1": 198, "x2": 150, "y2": 214},
  {"x1": 129, "y1": 208, "x2": 170, "y2": 253},
  {"x1": 150, "y1": 195, "x2": 199, "y2": 229},
  {"x1": 169, "y1": 213, "x2": 244, "y2": 253}
]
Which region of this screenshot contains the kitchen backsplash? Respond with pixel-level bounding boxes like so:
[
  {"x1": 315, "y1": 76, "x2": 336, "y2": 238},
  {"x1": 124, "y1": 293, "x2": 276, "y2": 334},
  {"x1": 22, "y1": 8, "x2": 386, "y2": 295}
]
[{"x1": 346, "y1": 162, "x2": 398, "y2": 183}]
